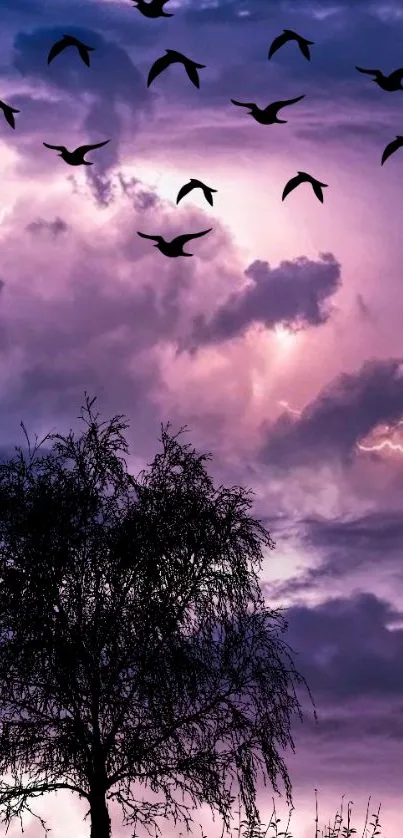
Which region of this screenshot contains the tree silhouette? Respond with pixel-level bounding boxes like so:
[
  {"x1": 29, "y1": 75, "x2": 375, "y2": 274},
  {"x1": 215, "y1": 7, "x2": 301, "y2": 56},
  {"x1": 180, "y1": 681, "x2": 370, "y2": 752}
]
[{"x1": 0, "y1": 393, "x2": 318, "y2": 838}]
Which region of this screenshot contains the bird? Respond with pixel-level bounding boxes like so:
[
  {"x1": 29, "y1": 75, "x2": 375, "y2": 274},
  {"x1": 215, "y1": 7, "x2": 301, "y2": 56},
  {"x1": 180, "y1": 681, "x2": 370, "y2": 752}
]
[
  {"x1": 381, "y1": 135, "x2": 403, "y2": 164},
  {"x1": 137, "y1": 229, "x2": 212, "y2": 257},
  {"x1": 230, "y1": 95, "x2": 305, "y2": 125},
  {"x1": 176, "y1": 178, "x2": 217, "y2": 206},
  {"x1": 47, "y1": 34, "x2": 95, "y2": 67},
  {"x1": 0, "y1": 100, "x2": 19, "y2": 129},
  {"x1": 132, "y1": 0, "x2": 174, "y2": 17},
  {"x1": 282, "y1": 172, "x2": 328, "y2": 203},
  {"x1": 355, "y1": 66, "x2": 403, "y2": 91},
  {"x1": 43, "y1": 140, "x2": 110, "y2": 165},
  {"x1": 268, "y1": 29, "x2": 314, "y2": 61},
  {"x1": 147, "y1": 50, "x2": 206, "y2": 88}
]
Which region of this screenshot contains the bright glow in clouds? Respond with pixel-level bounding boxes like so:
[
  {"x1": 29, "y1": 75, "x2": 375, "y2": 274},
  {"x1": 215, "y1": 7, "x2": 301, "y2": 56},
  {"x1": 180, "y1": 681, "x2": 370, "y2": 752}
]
[
  {"x1": 132, "y1": 165, "x2": 186, "y2": 207},
  {"x1": 273, "y1": 324, "x2": 299, "y2": 353}
]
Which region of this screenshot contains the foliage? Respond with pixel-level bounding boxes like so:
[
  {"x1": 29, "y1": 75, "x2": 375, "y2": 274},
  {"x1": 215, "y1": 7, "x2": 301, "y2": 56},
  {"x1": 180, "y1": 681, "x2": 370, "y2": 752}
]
[{"x1": 0, "y1": 393, "x2": 317, "y2": 838}]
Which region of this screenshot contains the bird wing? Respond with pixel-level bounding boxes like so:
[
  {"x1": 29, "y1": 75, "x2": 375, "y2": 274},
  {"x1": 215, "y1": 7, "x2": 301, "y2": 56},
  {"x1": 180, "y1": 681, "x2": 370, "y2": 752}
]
[
  {"x1": 282, "y1": 174, "x2": 303, "y2": 201},
  {"x1": 173, "y1": 228, "x2": 212, "y2": 246},
  {"x1": 311, "y1": 179, "x2": 327, "y2": 203},
  {"x1": 43, "y1": 142, "x2": 66, "y2": 151},
  {"x1": 355, "y1": 66, "x2": 379, "y2": 76},
  {"x1": 276, "y1": 95, "x2": 305, "y2": 108},
  {"x1": 76, "y1": 140, "x2": 110, "y2": 154},
  {"x1": 176, "y1": 181, "x2": 194, "y2": 204},
  {"x1": 388, "y1": 68, "x2": 403, "y2": 84},
  {"x1": 47, "y1": 38, "x2": 67, "y2": 65},
  {"x1": 147, "y1": 52, "x2": 174, "y2": 87},
  {"x1": 184, "y1": 61, "x2": 205, "y2": 89},
  {"x1": 0, "y1": 103, "x2": 19, "y2": 128},
  {"x1": 137, "y1": 231, "x2": 160, "y2": 241},
  {"x1": 268, "y1": 31, "x2": 289, "y2": 59},
  {"x1": 231, "y1": 99, "x2": 255, "y2": 109},
  {"x1": 298, "y1": 38, "x2": 313, "y2": 60},
  {"x1": 77, "y1": 45, "x2": 92, "y2": 67},
  {"x1": 381, "y1": 136, "x2": 403, "y2": 164},
  {"x1": 203, "y1": 185, "x2": 216, "y2": 206}
]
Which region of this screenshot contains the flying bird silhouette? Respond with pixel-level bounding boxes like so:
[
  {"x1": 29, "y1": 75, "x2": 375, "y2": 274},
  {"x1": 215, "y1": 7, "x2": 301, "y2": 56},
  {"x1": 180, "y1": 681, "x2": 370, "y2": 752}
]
[
  {"x1": 137, "y1": 228, "x2": 212, "y2": 257},
  {"x1": 355, "y1": 66, "x2": 403, "y2": 91},
  {"x1": 0, "y1": 99, "x2": 19, "y2": 129},
  {"x1": 147, "y1": 50, "x2": 206, "y2": 88},
  {"x1": 282, "y1": 172, "x2": 328, "y2": 203},
  {"x1": 381, "y1": 135, "x2": 403, "y2": 164},
  {"x1": 43, "y1": 140, "x2": 110, "y2": 165},
  {"x1": 268, "y1": 29, "x2": 314, "y2": 61},
  {"x1": 132, "y1": 0, "x2": 174, "y2": 16},
  {"x1": 176, "y1": 178, "x2": 217, "y2": 206},
  {"x1": 230, "y1": 95, "x2": 305, "y2": 125},
  {"x1": 47, "y1": 34, "x2": 95, "y2": 67}
]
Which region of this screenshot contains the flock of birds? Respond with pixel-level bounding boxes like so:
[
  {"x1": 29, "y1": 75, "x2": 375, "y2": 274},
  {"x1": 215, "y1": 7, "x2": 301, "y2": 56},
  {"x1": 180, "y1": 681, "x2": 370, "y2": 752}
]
[{"x1": 2, "y1": 0, "x2": 403, "y2": 256}]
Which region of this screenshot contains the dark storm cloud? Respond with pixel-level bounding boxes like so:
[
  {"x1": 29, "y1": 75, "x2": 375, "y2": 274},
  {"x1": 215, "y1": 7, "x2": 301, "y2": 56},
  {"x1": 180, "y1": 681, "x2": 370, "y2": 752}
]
[
  {"x1": 188, "y1": 588, "x2": 403, "y2": 744},
  {"x1": 85, "y1": 170, "x2": 117, "y2": 208},
  {"x1": 10, "y1": 25, "x2": 151, "y2": 170},
  {"x1": 260, "y1": 358, "x2": 403, "y2": 468},
  {"x1": 26, "y1": 217, "x2": 69, "y2": 237},
  {"x1": 85, "y1": 170, "x2": 162, "y2": 211},
  {"x1": 5, "y1": 0, "x2": 403, "y2": 137},
  {"x1": 0, "y1": 280, "x2": 164, "y2": 462},
  {"x1": 12, "y1": 26, "x2": 147, "y2": 104},
  {"x1": 185, "y1": 253, "x2": 341, "y2": 349},
  {"x1": 261, "y1": 509, "x2": 403, "y2": 604},
  {"x1": 180, "y1": 0, "x2": 403, "y2": 121},
  {"x1": 283, "y1": 592, "x2": 403, "y2": 706},
  {"x1": 0, "y1": 186, "x2": 215, "y2": 454},
  {"x1": 183, "y1": 0, "x2": 372, "y2": 26},
  {"x1": 0, "y1": 0, "x2": 158, "y2": 48},
  {"x1": 302, "y1": 510, "x2": 403, "y2": 559},
  {"x1": 117, "y1": 173, "x2": 160, "y2": 212}
]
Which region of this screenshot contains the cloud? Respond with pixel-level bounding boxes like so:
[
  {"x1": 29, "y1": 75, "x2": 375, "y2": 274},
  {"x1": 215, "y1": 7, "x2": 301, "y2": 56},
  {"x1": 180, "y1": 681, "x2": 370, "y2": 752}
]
[
  {"x1": 282, "y1": 591, "x2": 403, "y2": 705},
  {"x1": 261, "y1": 508, "x2": 403, "y2": 605},
  {"x1": 185, "y1": 252, "x2": 341, "y2": 349},
  {"x1": 26, "y1": 216, "x2": 69, "y2": 236},
  {"x1": 117, "y1": 173, "x2": 160, "y2": 211},
  {"x1": 0, "y1": 161, "x2": 239, "y2": 455},
  {"x1": 302, "y1": 509, "x2": 403, "y2": 559},
  {"x1": 259, "y1": 358, "x2": 403, "y2": 468},
  {"x1": 10, "y1": 25, "x2": 152, "y2": 173},
  {"x1": 12, "y1": 25, "x2": 148, "y2": 103}
]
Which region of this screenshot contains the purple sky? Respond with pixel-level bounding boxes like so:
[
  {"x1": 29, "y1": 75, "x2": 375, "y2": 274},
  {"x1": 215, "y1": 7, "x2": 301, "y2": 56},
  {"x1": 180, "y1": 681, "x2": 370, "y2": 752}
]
[{"x1": 0, "y1": 0, "x2": 402, "y2": 836}]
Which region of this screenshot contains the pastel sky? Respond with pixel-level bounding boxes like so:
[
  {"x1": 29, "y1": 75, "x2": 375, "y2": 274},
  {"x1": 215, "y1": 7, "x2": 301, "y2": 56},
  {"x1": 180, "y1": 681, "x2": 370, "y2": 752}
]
[{"x1": 0, "y1": 0, "x2": 403, "y2": 837}]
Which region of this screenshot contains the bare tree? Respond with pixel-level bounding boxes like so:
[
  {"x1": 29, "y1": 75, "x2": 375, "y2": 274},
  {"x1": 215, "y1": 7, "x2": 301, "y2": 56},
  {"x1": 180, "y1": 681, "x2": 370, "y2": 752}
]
[{"x1": 0, "y1": 393, "x2": 318, "y2": 838}]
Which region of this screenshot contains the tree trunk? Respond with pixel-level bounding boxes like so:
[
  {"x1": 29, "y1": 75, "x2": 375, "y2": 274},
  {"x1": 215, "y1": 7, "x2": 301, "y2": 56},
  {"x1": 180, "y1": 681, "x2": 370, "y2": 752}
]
[{"x1": 89, "y1": 786, "x2": 111, "y2": 838}]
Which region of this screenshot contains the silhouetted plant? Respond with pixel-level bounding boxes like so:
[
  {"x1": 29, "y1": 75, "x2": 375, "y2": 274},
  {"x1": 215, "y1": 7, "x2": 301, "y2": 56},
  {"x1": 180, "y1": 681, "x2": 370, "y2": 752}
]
[
  {"x1": 193, "y1": 788, "x2": 383, "y2": 838},
  {"x1": 0, "y1": 392, "x2": 318, "y2": 838}
]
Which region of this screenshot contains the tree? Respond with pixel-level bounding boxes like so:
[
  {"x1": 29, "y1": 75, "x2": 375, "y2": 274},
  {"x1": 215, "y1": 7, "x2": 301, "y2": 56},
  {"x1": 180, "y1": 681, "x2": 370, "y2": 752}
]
[{"x1": 0, "y1": 393, "x2": 318, "y2": 838}]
